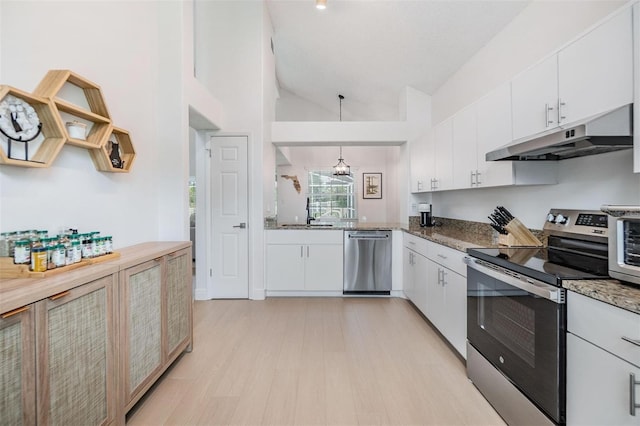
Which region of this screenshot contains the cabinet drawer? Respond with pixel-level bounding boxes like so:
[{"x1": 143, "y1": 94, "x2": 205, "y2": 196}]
[
  {"x1": 403, "y1": 232, "x2": 429, "y2": 257},
  {"x1": 567, "y1": 291, "x2": 640, "y2": 367},
  {"x1": 266, "y1": 230, "x2": 343, "y2": 245},
  {"x1": 426, "y1": 241, "x2": 467, "y2": 277}
]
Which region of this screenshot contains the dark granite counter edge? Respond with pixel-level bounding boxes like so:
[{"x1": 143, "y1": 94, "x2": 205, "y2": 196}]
[{"x1": 563, "y1": 279, "x2": 640, "y2": 315}]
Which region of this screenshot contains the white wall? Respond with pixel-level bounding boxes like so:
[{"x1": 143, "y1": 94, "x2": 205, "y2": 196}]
[
  {"x1": 195, "y1": 0, "x2": 275, "y2": 299},
  {"x1": 277, "y1": 88, "x2": 343, "y2": 121},
  {"x1": 427, "y1": 0, "x2": 639, "y2": 228},
  {"x1": 276, "y1": 146, "x2": 401, "y2": 224},
  {"x1": 0, "y1": 1, "x2": 166, "y2": 247}
]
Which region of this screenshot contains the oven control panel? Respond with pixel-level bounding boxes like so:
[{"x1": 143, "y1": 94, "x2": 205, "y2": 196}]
[{"x1": 544, "y1": 209, "x2": 608, "y2": 239}]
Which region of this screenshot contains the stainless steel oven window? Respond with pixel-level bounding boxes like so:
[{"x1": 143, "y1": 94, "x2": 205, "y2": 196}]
[
  {"x1": 623, "y1": 219, "x2": 640, "y2": 266},
  {"x1": 476, "y1": 280, "x2": 536, "y2": 367}
]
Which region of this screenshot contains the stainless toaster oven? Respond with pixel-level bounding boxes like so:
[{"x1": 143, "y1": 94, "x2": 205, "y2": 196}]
[{"x1": 601, "y1": 205, "x2": 640, "y2": 285}]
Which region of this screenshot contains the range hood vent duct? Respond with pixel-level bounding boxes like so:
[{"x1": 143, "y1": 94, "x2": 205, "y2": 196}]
[{"x1": 486, "y1": 104, "x2": 633, "y2": 161}]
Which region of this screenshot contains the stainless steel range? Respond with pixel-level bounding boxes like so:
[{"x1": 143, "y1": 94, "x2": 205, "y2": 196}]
[{"x1": 465, "y1": 209, "x2": 610, "y2": 426}]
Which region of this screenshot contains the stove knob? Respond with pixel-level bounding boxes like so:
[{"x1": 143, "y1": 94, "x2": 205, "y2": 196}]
[
  {"x1": 547, "y1": 213, "x2": 556, "y2": 223},
  {"x1": 555, "y1": 214, "x2": 568, "y2": 224}
]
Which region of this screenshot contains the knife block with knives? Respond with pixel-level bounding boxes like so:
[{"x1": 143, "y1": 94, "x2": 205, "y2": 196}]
[{"x1": 489, "y1": 206, "x2": 543, "y2": 247}]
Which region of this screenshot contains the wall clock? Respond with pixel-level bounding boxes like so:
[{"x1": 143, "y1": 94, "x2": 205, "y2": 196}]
[{"x1": 0, "y1": 94, "x2": 43, "y2": 160}]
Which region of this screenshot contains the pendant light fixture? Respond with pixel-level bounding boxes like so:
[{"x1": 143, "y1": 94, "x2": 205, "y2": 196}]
[
  {"x1": 316, "y1": 0, "x2": 327, "y2": 10},
  {"x1": 333, "y1": 94, "x2": 350, "y2": 176}
]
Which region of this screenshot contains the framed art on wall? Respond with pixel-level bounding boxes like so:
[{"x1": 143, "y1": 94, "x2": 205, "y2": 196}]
[{"x1": 363, "y1": 172, "x2": 382, "y2": 199}]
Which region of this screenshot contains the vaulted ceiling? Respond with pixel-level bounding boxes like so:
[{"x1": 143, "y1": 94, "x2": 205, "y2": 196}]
[{"x1": 266, "y1": 0, "x2": 530, "y2": 120}]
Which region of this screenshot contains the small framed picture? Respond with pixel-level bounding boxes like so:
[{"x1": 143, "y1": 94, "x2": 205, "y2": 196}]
[{"x1": 363, "y1": 172, "x2": 382, "y2": 199}]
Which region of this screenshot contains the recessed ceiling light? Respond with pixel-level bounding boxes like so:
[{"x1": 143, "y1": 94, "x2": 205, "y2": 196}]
[{"x1": 316, "y1": 0, "x2": 326, "y2": 10}]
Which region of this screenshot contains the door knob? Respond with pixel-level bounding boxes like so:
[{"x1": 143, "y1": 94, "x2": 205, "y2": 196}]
[{"x1": 233, "y1": 223, "x2": 246, "y2": 229}]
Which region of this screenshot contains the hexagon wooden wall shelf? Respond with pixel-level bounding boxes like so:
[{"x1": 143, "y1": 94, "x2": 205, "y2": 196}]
[
  {"x1": 33, "y1": 70, "x2": 113, "y2": 150},
  {"x1": 90, "y1": 126, "x2": 136, "y2": 173},
  {"x1": 0, "y1": 86, "x2": 66, "y2": 168}
]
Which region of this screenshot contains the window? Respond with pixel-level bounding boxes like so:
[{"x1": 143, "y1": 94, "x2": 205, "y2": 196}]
[{"x1": 307, "y1": 171, "x2": 356, "y2": 220}]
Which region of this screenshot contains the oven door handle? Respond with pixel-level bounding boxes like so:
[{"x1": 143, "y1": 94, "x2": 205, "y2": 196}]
[{"x1": 464, "y1": 256, "x2": 565, "y2": 303}]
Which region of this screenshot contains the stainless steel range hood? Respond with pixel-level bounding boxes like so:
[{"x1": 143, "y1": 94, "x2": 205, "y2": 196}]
[{"x1": 486, "y1": 104, "x2": 633, "y2": 161}]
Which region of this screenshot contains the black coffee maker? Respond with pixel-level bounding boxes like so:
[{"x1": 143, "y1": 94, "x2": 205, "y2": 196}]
[{"x1": 419, "y1": 203, "x2": 433, "y2": 227}]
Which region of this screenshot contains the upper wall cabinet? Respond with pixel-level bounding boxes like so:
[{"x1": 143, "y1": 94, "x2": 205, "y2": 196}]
[
  {"x1": 512, "y1": 7, "x2": 633, "y2": 141},
  {"x1": 452, "y1": 83, "x2": 558, "y2": 190},
  {"x1": 452, "y1": 105, "x2": 477, "y2": 189},
  {"x1": 432, "y1": 118, "x2": 454, "y2": 191},
  {"x1": 409, "y1": 133, "x2": 429, "y2": 193}
]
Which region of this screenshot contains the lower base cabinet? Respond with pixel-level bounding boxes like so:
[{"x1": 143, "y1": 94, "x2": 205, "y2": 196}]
[
  {"x1": 0, "y1": 303, "x2": 36, "y2": 425},
  {"x1": 567, "y1": 291, "x2": 640, "y2": 425},
  {"x1": 403, "y1": 232, "x2": 467, "y2": 359},
  {"x1": 121, "y1": 247, "x2": 192, "y2": 413},
  {"x1": 425, "y1": 259, "x2": 466, "y2": 358},
  {"x1": 266, "y1": 230, "x2": 343, "y2": 293},
  {"x1": 567, "y1": 333, "x2": 640, "y2": 425},
  {"x1": 0, "y1": 242, "x2": 192, "y2": 426},
  {"x1": 37, "y1": 275, "x2": 117, "y2": 425}
]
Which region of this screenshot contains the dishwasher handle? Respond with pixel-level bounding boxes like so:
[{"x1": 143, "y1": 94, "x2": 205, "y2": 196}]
[{"x1": 348, "y1": 234, "x2": 390, "y2": 240}]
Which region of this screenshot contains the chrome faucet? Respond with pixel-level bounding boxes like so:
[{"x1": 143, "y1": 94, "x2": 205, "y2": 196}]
[{"x1": 306, "y1": 197, "x2": 315, "y2": 225}]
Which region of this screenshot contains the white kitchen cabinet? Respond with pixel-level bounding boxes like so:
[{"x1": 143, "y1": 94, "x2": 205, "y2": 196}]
[
  {"x1": 567, "y1": 334, "x2": 640, "y2": 426},
  {"x1": 511, "y1": 55, "x2": 559, "y2": 140},
  {"x1": 403, "y1": 231, "x2": 467, "y2": 358},
  {"x1": 403, "y1": 246, "x2": 416, "y2": 302},
  {"x1": 476, "y1": 83, "x2": 558, "y2": 188},
  {"x1": 558, "y1": 8, "x2": 633, "y2": 125},
  {"x1": 432, "y1": 118, "x2": 454, "y2": 191},
  {"x1": 265, "y1": 244, "x2": 306, "y2": 291},
  {"x1": 566, "y1": 291, "x2": 640, "y2": 425},
  {"x1": 409, "y1": 133, "x2": 429, "y2": 193},
  {"x1": 424, "y1": 241, "x2": 467, "y2": 358},
  {"x1": 403, "y1": 233, "x2": 429, "y2": 315},
  {"x1": 265, "y1": 230, "x2": 343, "y2": 293},
  {"x1": 452, "y1": 104, "x2": 477, "y2": 189},
  {"x1": 512, "y1": 7, "x2": 633, "y2": 141}
]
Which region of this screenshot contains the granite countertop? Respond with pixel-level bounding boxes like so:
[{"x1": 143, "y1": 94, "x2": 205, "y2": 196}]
[
  {"x1": 266, "y1": 217, "x2": 640, "y2": 314},
  {"x1": 403, "y1": 226, "x2": 497, "y2": 252},
  {"x1": 563, "y1": 279, "x2": 640, "y2": 315},
  {"x1": 266, "y1": 222, "x2": 406, "y2": 231}
]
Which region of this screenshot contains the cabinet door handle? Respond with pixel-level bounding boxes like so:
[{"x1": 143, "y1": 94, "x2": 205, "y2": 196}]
[
  {"x1": 1, "y1": 305, "x2": 30, "y2": 319},
  {"x1": 630, "y1": 373, "x2": 640, "y2": 416},
  {"x1": 49, "y1": 290, "x2": 71, "y2": 301},
  {"x1": 545, "y1": 103, "x2": 555, "y2": 126},
  {"x1": 558, "y1": 99, "x2": 566, "y2": 123},
  {"x1": 437, "y1": 254, "x2": 447, "y2": 259},
  {"x1": 442, "y1": 270, "x2": 447, "y2": 286},
  {"x1": 417, "y1": 180, "x2": 423, "y2": 191},
  {"x1": 475, "y1": 171, "x2": 482, "y2": 186},
  {"x1": 622, "y1": 336, "x2": 640, "y2": 347},
  {"x1": 300, "y1": 246, "x2": 303, "y2": 258},
  {"x1": 470, "y1": 171, "x2": 476, "y2": 187}
]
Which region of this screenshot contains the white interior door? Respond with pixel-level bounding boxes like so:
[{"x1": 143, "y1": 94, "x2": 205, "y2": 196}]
[{"x1": 209, "y1": 135, "x2": 248, "y2": 298}]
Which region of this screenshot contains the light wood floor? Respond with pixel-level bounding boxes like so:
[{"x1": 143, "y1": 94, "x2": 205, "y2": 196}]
[{"x1": 127, "y1": 297, "x2": 505, "y2": 426}]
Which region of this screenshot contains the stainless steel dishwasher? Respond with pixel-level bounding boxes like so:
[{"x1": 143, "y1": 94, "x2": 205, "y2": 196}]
[{"x1": 343, "y1": 230, "x2": 392, "y2": 294}]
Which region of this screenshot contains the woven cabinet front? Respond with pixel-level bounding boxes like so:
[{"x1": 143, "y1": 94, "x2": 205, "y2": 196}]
[
  {"x1": 128, "y1": 265, "x2": 162, "y2": 393},
  {"x1": 47, "y1": 288, "x2": 107, "y2": 425},
  {"x1": 0, "y1": 321, "x2": 25, "y2": 425},
  {"x1": 166, "y1": 253, "x2": 190, "y2": 354}
]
